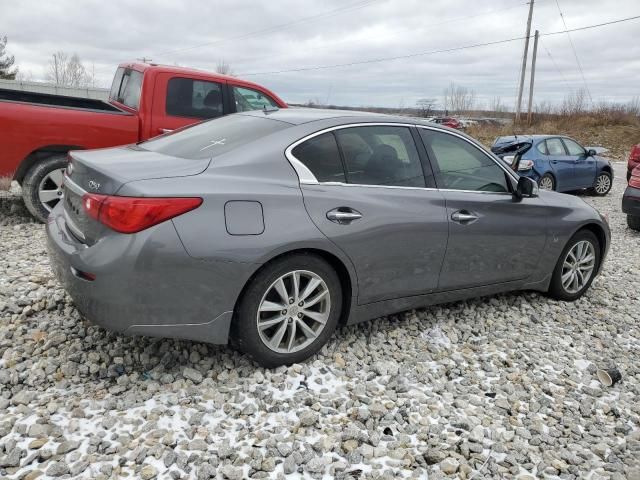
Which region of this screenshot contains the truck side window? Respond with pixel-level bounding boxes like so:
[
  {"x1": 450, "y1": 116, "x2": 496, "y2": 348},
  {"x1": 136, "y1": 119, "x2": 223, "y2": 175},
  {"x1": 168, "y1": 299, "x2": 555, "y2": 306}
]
[
  {"x1": 166, "y1": 78, "x2": 223, "y2": 119},
  {"x1": 232, "y1": 86, "x2": 279, "y2": 112}
]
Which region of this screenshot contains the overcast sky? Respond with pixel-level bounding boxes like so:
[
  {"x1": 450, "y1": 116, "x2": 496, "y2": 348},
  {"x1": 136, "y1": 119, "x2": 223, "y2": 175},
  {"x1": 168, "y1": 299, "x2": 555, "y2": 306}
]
[{"x1": 2, "y1": 0, "x2": 639, "y2": 109}]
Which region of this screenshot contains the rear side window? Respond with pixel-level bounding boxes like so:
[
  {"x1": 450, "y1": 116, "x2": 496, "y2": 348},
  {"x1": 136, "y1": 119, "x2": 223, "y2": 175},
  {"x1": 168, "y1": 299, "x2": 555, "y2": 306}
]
[
  {"x1": 141, "y1": 115, "x2": 287, "y2": 160},
  {"x1": 335, "y1": 126, "x2": 426, "y2": 187},
  {"x1": 546, "y1": 138, "x2": 566, "y2": 156},
  {"x1": 536, "y1": 141, "x2": 548, "y2": 155},
  {"x1": 233, "y1": 86, "x2": 279, "y2": 112},
  {"x1": 291, "y1": 133, "x2": 345, "y2": 183},
  {"x1": 166, "y1": 77, "x2": 224, "y2": 119}
]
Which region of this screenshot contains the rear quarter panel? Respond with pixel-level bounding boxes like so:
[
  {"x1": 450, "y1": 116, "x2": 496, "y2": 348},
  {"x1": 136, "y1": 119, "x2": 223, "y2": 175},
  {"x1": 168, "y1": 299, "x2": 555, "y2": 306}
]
[{"x1": 0, "y1": 100, "x2": 139, "y2": 179}]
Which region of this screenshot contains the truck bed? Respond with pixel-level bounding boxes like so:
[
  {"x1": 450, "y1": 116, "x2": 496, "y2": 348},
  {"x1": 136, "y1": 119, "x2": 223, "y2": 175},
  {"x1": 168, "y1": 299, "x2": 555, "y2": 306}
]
[{"x1": 0, "y1": 88, "x2": 124, "y2": 114}]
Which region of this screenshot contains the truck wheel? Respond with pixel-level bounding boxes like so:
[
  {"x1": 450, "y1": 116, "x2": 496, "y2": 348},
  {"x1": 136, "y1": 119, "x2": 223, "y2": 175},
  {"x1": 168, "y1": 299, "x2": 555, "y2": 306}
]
[
  {"x1": 628, "y1": 215, "x2": 640, "y2": 231},
  {"x1": 22, "y1": 155, "x2": 68, "y2": 223}
]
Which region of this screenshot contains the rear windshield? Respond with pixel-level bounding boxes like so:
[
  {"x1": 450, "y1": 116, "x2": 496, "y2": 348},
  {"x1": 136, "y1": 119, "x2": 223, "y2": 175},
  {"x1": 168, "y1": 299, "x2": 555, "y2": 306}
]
[
  {"x1": 109, "y1": 68, "x2": 143, "y2": 110},
  {"x1": 140, "y1": 114, "x2": 288, "y2": 159}
]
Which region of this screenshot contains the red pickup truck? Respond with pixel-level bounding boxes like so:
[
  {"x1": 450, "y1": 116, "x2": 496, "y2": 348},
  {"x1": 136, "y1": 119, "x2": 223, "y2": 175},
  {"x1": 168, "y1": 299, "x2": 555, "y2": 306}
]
[{"x1": 0, "y1": 62, "x2": 287, "y2": 221}]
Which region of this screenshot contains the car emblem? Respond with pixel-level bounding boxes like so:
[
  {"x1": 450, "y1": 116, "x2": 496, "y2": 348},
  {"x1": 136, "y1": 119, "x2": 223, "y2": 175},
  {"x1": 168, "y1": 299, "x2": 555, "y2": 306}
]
[{"x1": 88, "y1": 180, "x2": 101, "y2": 191}]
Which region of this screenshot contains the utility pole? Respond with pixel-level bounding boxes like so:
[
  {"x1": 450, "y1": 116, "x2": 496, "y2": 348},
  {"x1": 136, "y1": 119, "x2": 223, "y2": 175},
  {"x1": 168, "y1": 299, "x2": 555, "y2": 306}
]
[
  {"x1": 515, "y1": 0, "x2": 534, "y2": 123},
  {"x1": 527, "y1": 30, "x2": 539, "y2": 125},
  {"x1": 137, "y1": 57, "x2": 153, "y2": 63}
]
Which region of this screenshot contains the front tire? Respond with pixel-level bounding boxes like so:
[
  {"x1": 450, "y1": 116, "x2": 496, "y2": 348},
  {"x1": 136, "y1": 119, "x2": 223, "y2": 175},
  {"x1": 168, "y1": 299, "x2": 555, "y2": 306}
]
[
  {"x1": 591, "y1": 171, "x2": 612, "y2": 196},
  {"x1": 547, "y1": 230, "x2": 600, "y2": 301},
  {"x1": 628, "y1": 215, "x2": 640, "y2": 231},
  {"x1": 22, "y1": 155, "x2": 68, "y2": 222},
  {"x1": 232, "y1": 254, "x2": 342, "y2": 368},
  {"x1": 538, "y1": 173, "x2": 555, "y2": 191}
]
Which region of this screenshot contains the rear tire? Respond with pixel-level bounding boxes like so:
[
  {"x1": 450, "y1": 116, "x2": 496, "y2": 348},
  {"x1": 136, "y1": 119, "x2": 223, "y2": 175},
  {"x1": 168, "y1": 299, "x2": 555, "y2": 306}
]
[
  {"x1": 22, "y1": 155, "x2": 68, "y2": 223},
  {"x1": 538, "y1": 173, "x2": 555, "y2": 191},
  {"x1": 591, "y1": 171, "x2": 612, "y2": 196},
  {"x1": 627, "y1": 215, "x2": 640, "y2": 231},
  {"x1": 547, "y1": 230, "x2": 600, "y2": 301},
  {"x1": 231, "y1": 253, "x2": 342, "y2": 368}
]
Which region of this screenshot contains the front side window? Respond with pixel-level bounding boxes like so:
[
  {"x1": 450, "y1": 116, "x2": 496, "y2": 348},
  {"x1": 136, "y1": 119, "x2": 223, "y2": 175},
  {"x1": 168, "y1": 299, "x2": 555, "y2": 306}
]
[
  {"x1": 166, "y1": 77, "x2": 223, "y2": 119},
  {"x1": 420, "y1": 129, "x2": 510, "y2": 193},
  {"x1": 335, "y1": 126, "x2": 426, "y2": 187},
  {"x1": 546, "y1": 138, "x2": 566, "y2": 156},
  {"x1": 562, "y1": 138, "x2": 585, "y2": 156},
  {"x1": 141, "y1": 115, "x2": 286, "y2": 160},
  {"x1": 233, "y1": 86, "x2": 279, "y2": 112}
]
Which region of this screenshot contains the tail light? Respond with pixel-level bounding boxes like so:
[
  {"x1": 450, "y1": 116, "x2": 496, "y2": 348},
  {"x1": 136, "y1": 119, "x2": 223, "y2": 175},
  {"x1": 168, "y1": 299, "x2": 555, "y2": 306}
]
[
  {"x1": 629, "y1": 171, "x2": 640, "y2": 189},
  {"x1": 82, "y1": 194, "x2": 202, "y2": 233},
  {"x1": 629, "y1": 145, "x2": 640, "y2": 168},
  {"x1": 517, "y1": 160, "x2": 534, "y2": 171}
]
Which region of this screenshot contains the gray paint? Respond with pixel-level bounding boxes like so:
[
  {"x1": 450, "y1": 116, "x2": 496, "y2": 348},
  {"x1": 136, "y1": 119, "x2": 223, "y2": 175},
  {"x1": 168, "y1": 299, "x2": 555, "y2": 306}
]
[
  {"x1": 224, "y1": 201, "x2": 265, "y2": 235},
  {"x1": 46, "y1": 108, "x2": 611, "y2": 346}
]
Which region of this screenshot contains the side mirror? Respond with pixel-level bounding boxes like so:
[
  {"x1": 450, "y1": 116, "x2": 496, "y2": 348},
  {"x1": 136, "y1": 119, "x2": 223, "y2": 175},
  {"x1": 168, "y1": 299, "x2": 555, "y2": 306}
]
[
  {"x1": 587, "y1": 149, "x2": 597, "y2": 157},
  {"x1": 513, "y1": 176, "x2": 538, "y2": 201}
]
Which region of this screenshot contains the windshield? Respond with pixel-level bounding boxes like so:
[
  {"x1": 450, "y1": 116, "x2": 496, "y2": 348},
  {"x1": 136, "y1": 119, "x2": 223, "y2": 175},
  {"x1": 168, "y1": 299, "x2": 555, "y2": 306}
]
[{"x1": 140, "y1": 114, "x2": 289, "y2": 160}]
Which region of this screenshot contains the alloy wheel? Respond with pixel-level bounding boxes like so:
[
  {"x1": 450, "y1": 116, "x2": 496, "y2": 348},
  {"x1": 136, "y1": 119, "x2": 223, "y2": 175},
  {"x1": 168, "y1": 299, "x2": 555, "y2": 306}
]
[
  {"x1": 256, "y1": 270, "x2": 331, "y2": 353},
  {"x1": 594, "y1": 174, "x2": 611, "y2": 195},
  {"x1": 561, "y1": 240, "x2": 596, "y2": 294},
  {"x1": 539, "y1": 175, "x2": 554, "y2": 191},
  {"x1": 38, "y1": 168, "x2": 66, "y2": 212}
]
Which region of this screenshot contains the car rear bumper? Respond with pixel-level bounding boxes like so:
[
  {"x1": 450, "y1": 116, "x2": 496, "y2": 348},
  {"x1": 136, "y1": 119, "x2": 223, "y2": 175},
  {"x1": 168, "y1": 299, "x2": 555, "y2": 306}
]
[
  {"x1": 622, "y1": 185, "x2": 640, "y2": 217},
  {"x1": 46, "y1": 204, "x2": 254, "y2": 344}
]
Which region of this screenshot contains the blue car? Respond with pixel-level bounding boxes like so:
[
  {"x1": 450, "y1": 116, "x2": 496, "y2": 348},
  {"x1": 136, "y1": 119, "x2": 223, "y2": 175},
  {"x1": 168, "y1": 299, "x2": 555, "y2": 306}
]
[{"x1": 491, "y1": 135, "x2": 614, "y2": 195}]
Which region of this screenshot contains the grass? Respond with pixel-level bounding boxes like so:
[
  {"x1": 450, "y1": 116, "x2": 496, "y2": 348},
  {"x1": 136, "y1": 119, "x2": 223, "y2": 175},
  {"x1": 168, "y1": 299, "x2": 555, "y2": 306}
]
[{"x1": 467, "y1": 113, "x2": 640, "y2": 161}]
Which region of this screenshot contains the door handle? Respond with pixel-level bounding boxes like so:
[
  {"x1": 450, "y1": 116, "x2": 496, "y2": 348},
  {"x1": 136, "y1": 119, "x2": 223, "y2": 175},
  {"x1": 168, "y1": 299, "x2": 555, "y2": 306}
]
[
  {"x1": 451, "y1": 210, "x2": 478, "y2": 224},
  {"x1": 326, "y1": 208, "x2": 362, "y2": 224},
  {"x1": 159, "y1": 128, "x2": 173, "y2": 134}
]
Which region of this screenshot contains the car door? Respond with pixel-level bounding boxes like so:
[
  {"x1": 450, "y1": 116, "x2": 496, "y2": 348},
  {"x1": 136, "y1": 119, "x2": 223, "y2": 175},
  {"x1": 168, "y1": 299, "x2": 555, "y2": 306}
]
[
  {"x1": 417, "y1": 127, "x2": 548, "y2": 291},
  {"x1": 545, "y1": 137, "x2": 575, "y2": 190},
  {"x1": 562, "y1": 137, "x2": 596, "y2": 188},
  {"x1": 291, "y1": 124, "x2": 449, "y2": 304},
  {"x1": 150, "y1": 73, "x2": 227, "y2": 137}
]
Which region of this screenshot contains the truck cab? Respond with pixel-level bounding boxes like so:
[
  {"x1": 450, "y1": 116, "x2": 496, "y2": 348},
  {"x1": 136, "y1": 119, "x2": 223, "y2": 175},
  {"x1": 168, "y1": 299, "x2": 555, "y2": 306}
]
[{"x1": 0, "y1": 62, "x2": 286, "y2": 221}]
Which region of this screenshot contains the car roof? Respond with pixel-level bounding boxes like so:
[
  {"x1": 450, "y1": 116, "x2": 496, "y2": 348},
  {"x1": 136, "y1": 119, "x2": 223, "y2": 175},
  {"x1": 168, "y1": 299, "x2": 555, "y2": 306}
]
[{"x1": 239, "y1": 107, "x2": 443, "y2": 127}]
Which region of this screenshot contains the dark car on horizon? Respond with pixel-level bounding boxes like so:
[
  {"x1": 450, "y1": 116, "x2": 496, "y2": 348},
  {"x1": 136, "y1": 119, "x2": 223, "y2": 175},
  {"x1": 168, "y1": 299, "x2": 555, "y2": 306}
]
[
  {"x1": 47, "y1": 109, "x2": 610, "y2": 367},
  {"x1": 492, "y1": 135, "x2": 613, "y2": 195}
]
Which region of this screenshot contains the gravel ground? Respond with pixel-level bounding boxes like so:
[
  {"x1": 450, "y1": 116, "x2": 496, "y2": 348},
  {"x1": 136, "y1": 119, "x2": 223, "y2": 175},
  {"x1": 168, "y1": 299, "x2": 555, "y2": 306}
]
[{"x1": 0, "y1": 163, "x2": 639, "y2": 480}]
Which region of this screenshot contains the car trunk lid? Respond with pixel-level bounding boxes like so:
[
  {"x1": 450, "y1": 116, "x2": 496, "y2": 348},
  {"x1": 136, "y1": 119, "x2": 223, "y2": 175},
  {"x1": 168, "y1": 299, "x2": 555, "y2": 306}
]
[{"x1": 63, "y1": 145, "x2": 210, "y2": 245}]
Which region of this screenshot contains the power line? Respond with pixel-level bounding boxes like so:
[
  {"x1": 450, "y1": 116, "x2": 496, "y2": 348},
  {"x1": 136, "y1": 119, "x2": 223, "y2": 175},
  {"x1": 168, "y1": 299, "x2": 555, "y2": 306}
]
[
  {"x1": 152, "y1": 0, "x2": 382, "y2": 58},
  {"x1": 539, "y1": 37, "x2": 571, "y2": 89},
  {"x1": 553, "y1": 0, "x2": 593, "y2": 102},
  {"x1": 239, "y1": 14, "x2": 640, "y2": 76},
  {"x1": 232, "y1": 1, "x2": 534, "y2": 67}
]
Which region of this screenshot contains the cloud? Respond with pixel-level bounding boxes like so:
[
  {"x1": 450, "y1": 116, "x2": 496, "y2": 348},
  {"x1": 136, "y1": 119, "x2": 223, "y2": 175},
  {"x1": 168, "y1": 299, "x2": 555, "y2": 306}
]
[{"x1": 2, "y1": 0, "x2": 639, "y2": 108}]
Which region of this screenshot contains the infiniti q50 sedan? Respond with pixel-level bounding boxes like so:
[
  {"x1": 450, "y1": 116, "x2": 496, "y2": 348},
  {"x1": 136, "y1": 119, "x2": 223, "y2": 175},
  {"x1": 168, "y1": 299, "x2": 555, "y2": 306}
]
[{"x1": 47, "y1": 109, "x2": 610, "y2": 367}]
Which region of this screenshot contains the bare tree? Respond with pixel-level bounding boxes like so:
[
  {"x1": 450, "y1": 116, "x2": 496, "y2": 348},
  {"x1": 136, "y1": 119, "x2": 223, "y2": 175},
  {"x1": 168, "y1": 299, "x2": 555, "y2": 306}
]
[
  {"x1": 559, "y1": 88, "x2": 588, "y2": 116},
  {"x1": 15, "y1": 70, "x2": 34, "y2": 82},
  {"x1": 627, "y1": 96, "x2": 640, "y2": 116},
  {"x1": 416, "y1": 98, "x2": 437, "y2": 117},
  {"x1": 46, "y1": 51, "x2": 95, "y2": 87},
  {"x1": 442, "y1": 82, "x2": 476, "y2": 114},
  {"x1": 215, "y1": 60, "x2": 234, "y2": 76},
  {"x1": 489, "y1": 96, "x2": 508, "y2": 113},
  {"x1": 0, "y1": 35, "x2": 17, "y2": 80}
]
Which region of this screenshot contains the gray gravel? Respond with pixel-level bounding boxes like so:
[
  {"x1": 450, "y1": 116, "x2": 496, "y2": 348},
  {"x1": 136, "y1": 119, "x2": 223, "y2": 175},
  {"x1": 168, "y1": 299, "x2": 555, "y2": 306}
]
[{"x1": 1, "y1": 164, "x2": 639, "y2": 479}]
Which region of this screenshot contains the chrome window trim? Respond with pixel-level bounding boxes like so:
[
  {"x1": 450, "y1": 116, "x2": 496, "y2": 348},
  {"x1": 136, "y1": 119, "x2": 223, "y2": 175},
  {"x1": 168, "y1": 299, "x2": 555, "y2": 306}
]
[{"x1": 284, "y1": 122, "x2": 518, "y2": 194}]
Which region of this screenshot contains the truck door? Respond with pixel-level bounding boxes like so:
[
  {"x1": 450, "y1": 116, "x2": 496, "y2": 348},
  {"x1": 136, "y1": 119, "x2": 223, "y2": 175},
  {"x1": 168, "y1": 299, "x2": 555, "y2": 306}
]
[{"x1": 149, "y1": 73, "x2": 228, "y2": 139}]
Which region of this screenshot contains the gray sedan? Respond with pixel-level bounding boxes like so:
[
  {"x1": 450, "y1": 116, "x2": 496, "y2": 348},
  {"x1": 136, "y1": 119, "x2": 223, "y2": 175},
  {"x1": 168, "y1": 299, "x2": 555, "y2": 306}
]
[{"x1": 47, "y1": 109, "x2": 610, "y2": 367}]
